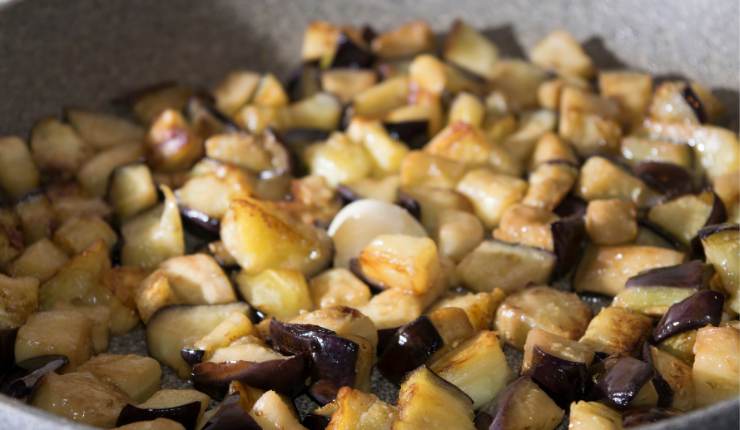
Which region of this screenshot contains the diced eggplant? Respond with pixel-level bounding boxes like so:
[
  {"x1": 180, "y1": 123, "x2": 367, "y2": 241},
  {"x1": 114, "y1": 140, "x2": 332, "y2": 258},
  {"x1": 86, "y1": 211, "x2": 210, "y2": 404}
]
[
  {"x1": 443, "y1": 20, "x2": 498, "y2": 79},
  {"x1": 53, "y1": 215, "x2": 117, "y2": 254},
  {"x1": 400, "y1": 151, "x2": 467, "y2": 190},
  {"x1": 649, "y1": 81, "x2": 712, "y2": 124},
  {"x1": 304, "y1": 132, "x2": 372, "y2": 187},
  {"x1": 269, "y1": 320, "x2": 358, "y2": 404},
  {"x1": 282, "y1": 92, "x2": 342, "y2": 132},
  {"x1": 424, "y1": 123, "x2": 503, "y2": 170},
  {"x1": 338, "y1": 176, "x2": 400, "y2": 204},
  {"x1": 309, "y1": 268, "x2": 371, "y2": 310},
  {"x1": 185, "y1": 94, "x2": 240, "y2": 139},
  {"x1": 346, "y1": 118, "x2": 409, "y2": 176},
  {"x1": 408, "y1": 54, "x2": 447, "y2": 97},
  {"x1": 327, "y1": 30, "x2": 373, "y2": 69},
  {"x1": 14, "y1": 193, "x2": 55, "y2": 244},
  {"x1": 448, "y1": 92, "x2": 485, "y2": 127},
  {"x1": 394, "y1": 366, "x2": 476, "y2": 430},
  {"x1": 522, "y1": 328, "x2": 594, "y2": 373},
  {"x1": 493, "y1": 204, "x2": 558, "y2": 251},
  {"x1": 645, "y1": 345, "x2": 694, "y2": 411},
  {"x1": 530, "y1": 30, "x2": 594, "y2": 79},
  {"x1": 1, "y1": 354, "x2": 67, "y2": 399},
  {"x1": 384, "y1": 120, "x2": 428, "y2": 150},
  {"x1": 400, "y1": 186, "x2": 474, "y2": 233},
  {"x1": 325, "y1": 386, "x2": 397, "y2": 430},
  {"x1": 359, "y1": 288, "x2": 424, "y2": 330},
  {"x1": 192, "y1": 355, "x2": 307, "y2": 399},
  {"x1": 14, "y1": 309, "x2": 91, "y2": 370},
  {"x1": 352, "y1": 76, "x2": 409, "y2": 118},
  {"x1": 579, "y1": 307, "x2": 652, "y2": 356},
  {"x1": 568, "y1": 401, "x2": 623, "y2": 430},
  {"x1": 433, "y1": 209, "x2": 485, "y2": 263},
  {"x1": 51, "y1": 302, "x2": 110, "y2": 353},
  {"x1": 248, "y1": 390, "x2": 305, "y2": 430},
  {"x1": 290, "y1": 306, "x2": 377, "y2": 352},
  {"x1": 159, "y1": 254, "x2": 236, "y2": 305},
  {"x1": 598, "y1": 71, "x2": 653, "y2": 129},
  {"x1": 0, "y1": 136, "x2": 40, "y2": 199},
  {"x1": 122, "y1": 185, "x2": 185, "y2": 269},
  {"x1": 145, "y1": 303, "x2": 250, "y2": 378},
  {"x1": 121, "y1": 83, "x2": 193, "y2": 124},
  {"x1": 377, "y1": 315, "x2": 443, "y2": 384},
  {"x1": 0, "y1": 327, "x2": 17, "y2": 372},
  {"x1": 652, "y1": 290, "x2": 724, "y2": 343},
  {"x1": 691, "y1": 326, "x2": 740, "y2": 407},
  {"x1": 457, "y1": 240, "x2": 556, "y2": 293},
  {"x1": 0, "y1": 274, "x2": 39, "y2": 329},
  {"x1": 489, "y1": 60, "x2": 547, "y2": 111},
  {"x1": 199, "y1": 392, "x2": 261, "y2": 430},
  {"x1": 632, "y1": 162, "x2": 695, "y2": 199},
  {"x1": 494, "y1": 286, "x2": 592, "y2": 349},
  {"x1": 430, "y1": 330, "x2": 511, "y2": 408},
  {"x1": 457, "y1": 169, "x2": 527, "y2": 228},
  {"x1": 621, "y1": 408, "x2": 680, "y2": 428},
  {"x1": 286, "y1": 62, "x2": 322, "y2": 102},
  {"x1": 522, "y1": 162, "x2": 578, "y2": 212},
  {"x1": 527, "y1": 346, "x2": 590, "y2": 408},
  {"x1": 576, "y1": 157, "x2": 659, "y2": 207},
  {"x1": 146, "y1": 109, "x2": 204, "y2": 172},
  {"x1": 30, "y1": 118, "x2": 91, "y2": 175},
  {"x1": 117, "y1": 389, "x2": 210, "y2": 430},
  {"x1": 236, "y1": 269, "x2": 313, "y2": 320},
  {"x1": 489, "y1": 376, "x2": 564, "y2": 430},
  {"x1": 327, "y1": 199, "x2": 427, "y2": 268},
  {"x1": 78, "y1": 142, "x2": 145, "y2": 196},
  {"x1": 320, "y1": 69, "x2": 377, "y2": 103},
  {"x1": 595, "y1": 356, "x2": 655, "y2": 409},
  {"x1": 78, "y1": 353, "x2": 162, "y2": 403},
  {"x1": 574, "y1": 245, "x2": 686, "y2": 296},
  {"x1": 613, "y1": 288, "x2": 697, "y2": 318},
  {"x1": 32, "y1": 371, "x2": 128, "y2": 427},
  {"x1": 116, "y1": 418, "x2": 187, "y2": 430},
  {"x1": 648, "y1": 191, "x2": 726, "y2": 248},
  {"x1": 371, "y1": 20, "x2": 434, "y2": 59},
  {"x1": 699, "y1": 223, "x2": 739, "y2": 312},
  {"x1": 656, "y1": 330, "x2": 697, "y2": 365},
  {"x1": 585, "y1": 199, "x2": 638, "y2": 245},
  {"x1": 621, "y1": 137, "x2": 693, "y2": 169},
  {"x1": 529, "y1": 132, "x2": 578, "y2": 169},
  {"x1": 213, "y1": 70, "x2": 261, "y2": 115},
  {"x1": 109, "y1": 163, "x2": 159, "y2": 219}
]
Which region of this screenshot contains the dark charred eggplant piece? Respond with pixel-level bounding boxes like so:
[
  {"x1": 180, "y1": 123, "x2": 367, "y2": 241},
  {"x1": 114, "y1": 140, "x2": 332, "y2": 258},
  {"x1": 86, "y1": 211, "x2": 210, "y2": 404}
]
[
  {"x1": 680, "y1": 85, "x2": 707, "y2": 123},
  {"x1": 474, "y1": 411, "x2": 493, "y2": 430},
  {"x1": 286, "y1": 62, "x2": 322, "y2": 102},
  {"x1": 553, "y1": 194, "x2": 588, "y2": 218},
  {"x1": 180, "y1": 347, "x2": 206, "y2": 367},
  {"x1": 269, "y1": 320, "x2": 358, "y2": 403},
  {"x1": 595, "y1": 356, "x2": 654, "y2": 409},
  {"x1": 179, "y1": 206, "x2": 221, "y2": 239},
  {"x1": 376, "y1": 326, "x2": 399, "y2": 356},
  {"x1": 551, "y1": 215, "x2": 586, "y2": 278},
  {"x1": 622, "y1": 407, "x2": 680, "y2": 428},
  {"x1": 528, "y1": 346, "x2": 590, "y2": 408},
  {"x1": 191, "y1": 355, "x2": 307, "y2": 399},
  {"x1": 0, "y1": 327, "x2": 17, "y2": 373},
  {"x1": 201, "y1": 393, "x2": 261, "y2": 430},
  {"x1": 626, "y1": 260, "x2": 714, "y2": 289},
  {"x1": 377, "y1": 315, "x2": 444, "y2": 384},
  {"x1": 302, "y1": 413, "x2": 331, "y2": 430},
  {"x1": 1, "y1": 354, "x2": 68, "y2": 399},
  {"x1": 383, "y1": 120, "x2": 429, "y2": 149},
  {"x1": 331, "y1": 32, "x2": 374, "y2": 69},
  {"x1": 490, "y1": 376, "x2": 564, "y2": 430},
  {"x1": 633, "y1": 162, "x2": 695, "y2": 198},
  {"x1": 116, "y1": 401, "x2": 201, "y2": 430},
  {"x1": 396, "y1": 192, "x2": 422, "y2": 220},
  {"x1": 653, "y1": 289, "x2": 724, "y2": 343}
]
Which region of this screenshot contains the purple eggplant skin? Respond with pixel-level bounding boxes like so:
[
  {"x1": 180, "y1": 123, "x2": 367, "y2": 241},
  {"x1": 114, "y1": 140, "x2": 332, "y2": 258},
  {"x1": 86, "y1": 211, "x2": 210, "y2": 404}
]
[
  {"x1": 489, "y1": 376, "x2": 543, "y2": 430},
  {"x1": 336, "y1": 185, "x2": 362, "y2": 206},
  {"x1": 550, "y1": 215, "x2": 586, "y2": 279},
  {"x1": 689, "y1": 192, "x2": 728, "y2": 257},
  {"x1": 474, "y1": 411, "x2": 494, "y2": 430},
  {"x1": 191, "y1": 355, "x2": 307, "y2": 399},
  {"x1": 527, "y1": 346, "x2": 590, "y2": 408},
  {"x1": 553, "y1": 194, "x2": 588, "y2": 218},
  {"x1": 652, "y1": 289, "x2": 725, "y2": 343},
  {"x1": 269, "y1": 320, "x2": 358, "y2": 402},
  {"x1": 626, "y1": 260, "x2": 715, "y2": 289},
  {"x1": 595, "y1": 356, "x2": 655, "y2": 409},
  {"x1": 0, "y1": 354, "x2": 69, "y2": 399},
  {"x1": 0, "y1": 327, "x2": 17, "y2": 373},
  {"x1": 302, "y1": 413, "x2": 330, "y2": 430},
  {"x1": 622, "y1": 407, "x2": 681, "y2": 428},
  {"x1": 633, "y1": 162, "x2": 695, "y2": 198},
  {"x1": 376, "y1": 326, "x2": 400, "y2": 356},
  {"x1": 201, "y1": 394, "x2": 261, "y2": 430},
  {"x1": 330, "y1": 32, "x2": 375, "y2": 69},
  {"x1": 681, "y1": 84, "x2": 707, "y2": 123},
  {"x1": 180, "y1": 348, "x2": 206, "y2": 367},
  {"x1": 179, "y1": 206, "x2": 221, "y2": 237},
  {"x1": 396, "y1": 192, "x2": 422, "y2": 221},
  {"x1": 377, "y1": 316, "x2": 444, "y2": 385},
  {"x1": 383, "y1": 120, "x2": 429, "y2": 149},
  {"x1": 642, "y1": 344, "x2": 674, "y2": 408},
  {"x1": 698, "y1": 221, "x2": 740, "y2": 239},
  {"x1": 186, "y1": 94, "x2": 241, "y2": 136},
  {"x1": 116, "y1": 401, "x2": 201, "y2": 430}
]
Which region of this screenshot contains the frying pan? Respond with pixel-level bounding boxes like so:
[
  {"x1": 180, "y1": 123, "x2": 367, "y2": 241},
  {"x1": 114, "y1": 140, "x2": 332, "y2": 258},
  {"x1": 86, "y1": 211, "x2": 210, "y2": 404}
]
[{"x1": 0, "y1": 0, "x2": 738, "y2": 429}]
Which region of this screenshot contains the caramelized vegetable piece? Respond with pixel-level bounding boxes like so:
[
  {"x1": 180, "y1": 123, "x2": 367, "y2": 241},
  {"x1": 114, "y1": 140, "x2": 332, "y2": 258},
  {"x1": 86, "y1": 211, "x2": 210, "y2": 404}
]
[
  {"x1": 691, "y1": 326, "x2": 740, "y2": 407},
  {"x1": 15, "y1": 193, "x2": 55, "y2": 244},
  {"x1": 579, "y1": 307, "x2": 652, "y2": 356},
  {"x1": 30, "y1": 118, "x2": 91, "y2": 174},
  {"x1": 78, "y1": 142, "x2": 145, "y2": 196},
  {"x1": 435, "y1": 209, "x2": 485, "y2": 262},
  {"x1": 160, "y1": 254, "x2": 236, "y2": 305},
  {"x1": 394, "y1": 366, "x2": 476, "y2": 430},
  {"x1": 444, "y1": 20, "x2": 498, "y2": 79},
  {"x1": 109, "y1": 163, "x2": 159, "y2": 219},
  {"x1": 648, "y1": 191, "x2": 726, "y2": 247},
  {"x1": 357, "y1": 234, "x2": 439, "y2": 295},
  {"x1": 221, "y1": 197, "x2": 330, "y2": 276},
  {"x1": 53, "y1": 215, "x2": 117, "y2": 254},
  {"x1": 430, "y1": 330, "x2": 511, "y2": 408},
  {"x1": 457, "y1": 240, "x2": 555, "y2": 293},
  {"x1": 400, "y1": 151, "x2": 467, "y2": 190},
  {"x1": 249, "y1": 390, "x2": 306, "y2": 430},
  {"x1": 236, "y1": 269, "x2": 313, "y2": 320},
  {"x1": 321, "y1": 69, "x2": 377, "y2": 103},
  {"x1": 522, "y1": 328, "x2": 595, "y2": 373},
  {"x1": 14, "y1": 309, "x2": 92, "y2": 370},
  {"x1": 377, "y1": 315, "x2": 444, "y2": 384},
  {"x1": 646, "y1": 345, "x2": 694, "y2": 411},
  {"x1": 574, "y1": 245, "x2": 685, "y2": 296},
  {"x1": 309, "y1": 268, "x2": 371, "y2": 309},
  {"x1": 576, "y1": 157, "x2": 658, "y2": 207},
  {"x1": 326, "y1": 386, "x2": 397, "y2": 430},
  {"x1": 457, "y1": 169, "x2": 527, "y2": 228},
  {"x1": 495, "y1": 286, "x2": 592, "y2": 349},
  {"x1": 7, "y1": 239, "x2": 66, "y2": 283},
  {"x1": 213, "y1": 70, "x2": 260, "y2": 115},
  {"x1": 0, "y1": 274, "x2": 39, "y2": 328},
  {"x1": 489, "y1": 376, "x2": 564, "y2": 430},
  {"x1": 353, "y1": 76, "x2": 410, "y2": 118},
  {"x1": 31, "y1": 371, "x2": 128, "y2": 428},
  {"x1": 117, "y1": 389, "x2": 210, "y2": 430},
  {"x1": 652, "y1": 290, "x2": 724, "y2": 343},
  {"x1": 146, "y1": 109, "x2": 204, "y2": 172},
  {"x1": 371, "y1": 20, "x2": 435, "y2": 59},
  {"x1": 359, "y1": 288, "x2": 424, "y2": 330},
  {"x1": 78, "y1": 353, "x2": 162, "y2": 403},
  {"x1": 599, "y1": 71, "x2": 653, "y2": 129},
  {"x1": 522, "y1": 162, "x2": 578, "y2": 212},
  {"x1": 700, "y1": 224, "x2": 739, "y2": 312},
  {"x1": 585, "y1": 199, "x2": 638, "y2": 245},
  {"x1": 530, "y1": 30, "x2": 593, "y2": 79},
  {"x1": 595, "y1": 356, "x2": 656, "y2": 409},
  {"x1": 568, "y1": 401, "x2": 623, "y2": 430},
  {"x1": 0, "y1": 136, "x2": 40, "y2": 199}
]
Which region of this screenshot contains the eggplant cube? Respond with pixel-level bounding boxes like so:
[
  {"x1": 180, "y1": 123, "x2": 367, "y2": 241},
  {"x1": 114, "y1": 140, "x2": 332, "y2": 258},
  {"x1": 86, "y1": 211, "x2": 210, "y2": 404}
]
[
  {"x1": 236, "y1": 269, "x2": 313, "y2": 320},
  {"x1": 326, "y1": 386, "x2": 397, "y2": 430},
  {"x1": 0, "y1": 136, "x2": 40, "y2": 199},
  {"x1": 159, "y1": 254, "x2": 236, "y2": 305},
  {"x1": 457, "y1": 240, "x2": 555, "y2": 293},
  {"x1": 346, "y1": 118, "x2": 409, "y2": 176},
  {"x1": 8, "y1": 239, "x2": 67, "y2": 283},
  {"x1": 357, "y1": 234, "x2": 440, "y2": 295},
  {"x1": 530, "y1": 30, "x2": 594, "y2": 79},
  {"x1": 77, "y1": 142, "x2": 144, "y2": 197},
  {"x1": 568, "y1": 401, "x2": 622, "y2": 430},
  {"x1": 435, "y1": 209, "x2": 485, "y2": 262},
  {"x1": 249, "y1": 390, "x2": 304, "y2": 430},
  {"x1": 0, "y1": 273, "x2": 39, "y2": 329},
  {"x1": 400, "y1": 151, "x2": 467, "y2": 189},
  {"x1": 109, "y1": 163, "x2": 158, "y2": 219},
  {"x1": 115, "y1": 418, "x2": 186, "y2": 430},
  {"x1": 576, "y1": 157, "x2": 657, "y2": 207},
  {"x1": 430, "y1": 289, "x2": 505, "y2": 331},
  {"x1": 15, "y1": 309, "x2": 92, "y2": 369},
  {"x1": 309, "y1": 268, "x2": 372, "y2": 309},
  {"x1": 394, "y1": 366, "x2": 476, "y2": 430},
  {"x1": 692, "y1": 326, "x2": 740, "y2": 407},
  {"x1": 493, "y1": 203, "x2": 558, "y2": 251},
  {"x1": 495, "y1": 286, "x2": 592, "y2": 349},
  {"x1": 490, "y1": 376, "x2": 565, "y2": 430},
  {"x1": 305, "y1": 132, "x2": 373, "y2": 187},
  {"x1": 522, "y1": 328, "x2": 594, "y2": 373},
  {"x1": 31, "y1": 371, "x2": 128, "y2": 428},
  {"x1": 701, "y1": 224, "x2": 739, "y2": 313},
  {"x1": 359, "y1": 288, "x2": 424, "y2": 330},
  {"x1": 30, "y1": 118, "x2": 90, "y2": 174},
  {"x1": 579, "y1": 307, "x2": 652, "y2": 355},
  {"x1": 648, "y1": 191, "x2": 725, "y2": 246},
  {"x1": 430, "y1": 330, "x2": 511, "y2": 408},
  {"x1": 457, "y1": 169, "x2": 527, "y2": 228},
  {"x1": 443, "y1": 20, "x2": 498, "y2": 79},
  {"x1": 146, "y1": 109, "x2": 203, "y2": 172},
  {"x1": 53, "y1": 215, "x2": 117, "y2": 255},
  {"x1": 585, "y1": 199, "x2": 638, "y2": 245},
  {"x1": 213, "y1": 70, "x2": 260, "y2": 115},
  {"x1": 78, "y1": 353, "x2": 162, "y2": 403},
  {"x1": 522, "y1": 162, "x2": 579, "y2": 212},
  {"x1": 647, "y1": 345, "x2": 695, "y2": 411},
  {"x1": 598, "y1": 71, "x2": 653, "y2": 129}
]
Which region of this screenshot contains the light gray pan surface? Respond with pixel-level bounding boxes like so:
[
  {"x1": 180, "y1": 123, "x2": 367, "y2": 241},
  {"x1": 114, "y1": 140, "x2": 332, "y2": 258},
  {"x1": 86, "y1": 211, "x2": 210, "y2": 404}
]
[{"x1": 0, "y1": 1, "x2": 738, "y2": 429}]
